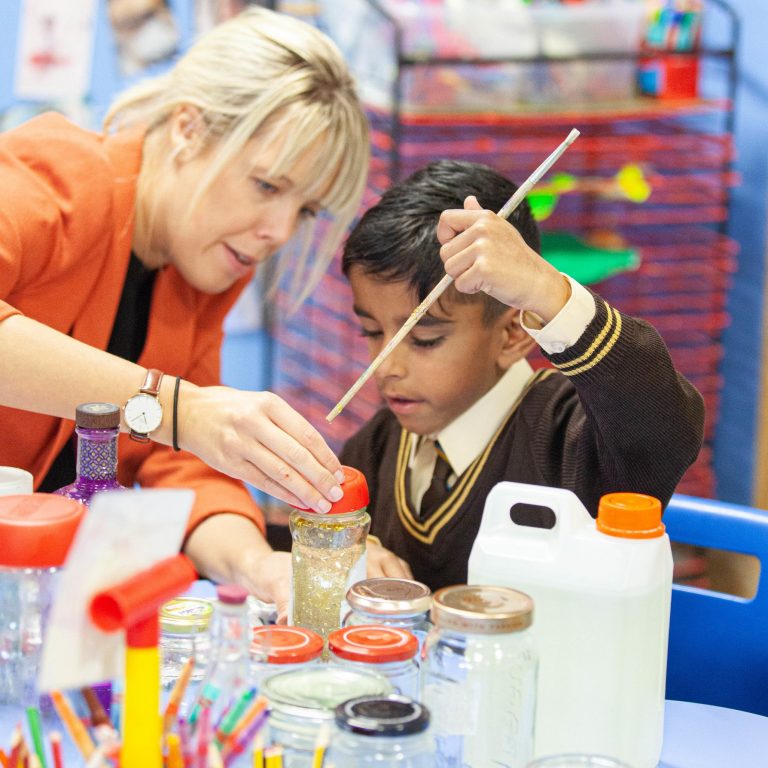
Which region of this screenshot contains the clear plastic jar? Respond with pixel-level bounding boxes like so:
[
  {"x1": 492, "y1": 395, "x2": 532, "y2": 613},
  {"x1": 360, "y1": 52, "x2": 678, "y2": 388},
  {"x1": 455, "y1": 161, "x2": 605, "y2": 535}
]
[
  {"x1": 328, "y1": 694, "x2": 434, "y2": 766},
  {"x1": 289, "y1": 466, "x2": 370, "y2": 640},
  {"x1": 0, "y1": 494, "x2": 84, "y2": 707},
  {"x1": 327, "y1": 625, "x2": 420, "y2": 701},
  {"x1": 250, "y1": 625, "x2": 323, "y2": 690},
  {"x1": 423, "y1": 585, "x2": 537, "y2": 768},
  {"x1": 262, "y1": 665, "x2": 392, "y2": 768},
  {"x1": 344, "y1": 577, "x2": 432, "y2": 648},
  {"x1": 159, "y1": 597, "x2": 212, "y2": 716}
]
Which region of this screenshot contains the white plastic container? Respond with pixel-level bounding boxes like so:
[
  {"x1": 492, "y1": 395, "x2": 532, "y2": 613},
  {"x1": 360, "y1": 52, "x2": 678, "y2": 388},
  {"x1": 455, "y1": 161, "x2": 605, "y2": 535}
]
[{"x1": 468, "y1": 483, "x2": 672, "y2": 768}]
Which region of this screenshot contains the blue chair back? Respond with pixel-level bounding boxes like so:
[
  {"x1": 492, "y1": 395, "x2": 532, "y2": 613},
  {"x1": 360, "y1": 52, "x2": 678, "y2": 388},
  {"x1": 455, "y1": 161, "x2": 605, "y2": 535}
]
[{"x1": 664, "y1": 493, "x2": 768, "y2": 715}]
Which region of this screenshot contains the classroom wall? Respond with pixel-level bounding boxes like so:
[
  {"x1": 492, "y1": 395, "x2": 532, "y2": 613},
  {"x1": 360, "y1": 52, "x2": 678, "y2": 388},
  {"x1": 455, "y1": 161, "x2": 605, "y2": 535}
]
[
  {"x1": 707, "y1": 0, "x2": 768, "y2": 503},
  {"x1": 0, "y1": 0, "x2": 766, "y2": 503}
]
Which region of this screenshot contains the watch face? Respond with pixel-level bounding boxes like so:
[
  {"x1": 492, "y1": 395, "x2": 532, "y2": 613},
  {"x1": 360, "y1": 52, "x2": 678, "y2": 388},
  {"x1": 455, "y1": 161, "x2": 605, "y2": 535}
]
[{"x1": 124, "y1": 393, "x2": 163, "y2": 434}]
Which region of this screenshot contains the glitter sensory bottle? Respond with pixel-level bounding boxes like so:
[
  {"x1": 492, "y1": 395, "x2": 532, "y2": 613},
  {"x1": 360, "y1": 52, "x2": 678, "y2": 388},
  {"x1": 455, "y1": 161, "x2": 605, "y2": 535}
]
[
  {"x1": 53, "y1": 402, "x2": 126, "y2": 506},
  {"x1": 289, "y1": 466, "x2": 370, "y2": 640}
]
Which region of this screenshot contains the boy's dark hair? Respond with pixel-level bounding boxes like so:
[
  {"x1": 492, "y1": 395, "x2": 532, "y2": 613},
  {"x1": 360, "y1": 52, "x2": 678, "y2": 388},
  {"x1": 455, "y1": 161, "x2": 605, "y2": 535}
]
[{"x1": 342, "y1": 159, "x2": 541, "y2": 322}]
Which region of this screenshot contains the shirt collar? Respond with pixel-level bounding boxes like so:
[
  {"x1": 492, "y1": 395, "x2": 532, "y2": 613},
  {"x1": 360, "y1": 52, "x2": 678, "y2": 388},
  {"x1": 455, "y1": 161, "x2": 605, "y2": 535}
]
[{"x1": 408, "y1": 358, "x2": 535, "y2": 477}]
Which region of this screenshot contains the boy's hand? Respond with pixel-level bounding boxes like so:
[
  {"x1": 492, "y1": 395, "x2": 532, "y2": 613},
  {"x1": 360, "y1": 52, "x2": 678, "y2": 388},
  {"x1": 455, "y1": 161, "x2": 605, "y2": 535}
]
[
  {"x1": 366, "y1": 539, "x2": 414, "y2": 579},
  {"x1": 436, "y1": 195, "x2": 571, "y2": 324}
]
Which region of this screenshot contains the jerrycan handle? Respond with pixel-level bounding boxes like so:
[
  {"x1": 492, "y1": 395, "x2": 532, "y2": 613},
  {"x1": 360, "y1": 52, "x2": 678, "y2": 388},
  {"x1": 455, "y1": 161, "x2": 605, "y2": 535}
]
[{"x1": 477, "y1": 481, "x2": 594, "y2": 542}]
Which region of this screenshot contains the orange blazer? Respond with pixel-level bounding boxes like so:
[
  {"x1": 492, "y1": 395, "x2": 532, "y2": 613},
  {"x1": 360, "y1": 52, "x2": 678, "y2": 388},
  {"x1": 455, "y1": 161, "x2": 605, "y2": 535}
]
[{"x1": 0, "y1": 112, "x2": 264, "y2": 535}]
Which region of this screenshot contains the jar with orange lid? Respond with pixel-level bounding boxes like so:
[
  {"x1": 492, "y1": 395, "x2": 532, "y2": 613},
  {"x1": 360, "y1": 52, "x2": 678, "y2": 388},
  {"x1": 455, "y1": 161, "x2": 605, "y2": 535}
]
[
  {"x1": 467, "y1": 483, "x2": 672, "y2": 768},
  {"x1": 250, "y1": 625, "x2": 324, "y2": 689},
  {"x1": 289, "y1": 466, "x2": 370, "y2": 640},
  {"x1": 327, "y1": 625, "x2": 420, "y2": 700},
  {"x1": 0, "y1": 493, "x2": 85, "y2": 706}
]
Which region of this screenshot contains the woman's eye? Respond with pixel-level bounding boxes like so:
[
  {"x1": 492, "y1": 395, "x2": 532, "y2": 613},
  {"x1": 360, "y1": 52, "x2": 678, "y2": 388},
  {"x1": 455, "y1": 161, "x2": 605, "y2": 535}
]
[
  {"x1": 359, "y1": 328, "x2": 382, "y2": 340},
  {"x1": 253, "y1": 178, "x2": 278, "y2": 194},
  {"x1": 299, "y1": 206, "x2": 318, "y2": 219}
]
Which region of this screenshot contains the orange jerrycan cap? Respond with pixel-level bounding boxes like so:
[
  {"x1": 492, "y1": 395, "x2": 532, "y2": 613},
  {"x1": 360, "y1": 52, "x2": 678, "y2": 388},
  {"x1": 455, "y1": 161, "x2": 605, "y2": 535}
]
[{"x1": 596, "y1": 492, "x2": 665, "y2": 539}]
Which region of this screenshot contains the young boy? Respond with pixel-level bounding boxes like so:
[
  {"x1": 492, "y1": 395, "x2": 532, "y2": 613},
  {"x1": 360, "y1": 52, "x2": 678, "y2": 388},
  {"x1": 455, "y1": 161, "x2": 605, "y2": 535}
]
[{"x1": 340, "y1": 159, "x2": 705, "y2": 590}]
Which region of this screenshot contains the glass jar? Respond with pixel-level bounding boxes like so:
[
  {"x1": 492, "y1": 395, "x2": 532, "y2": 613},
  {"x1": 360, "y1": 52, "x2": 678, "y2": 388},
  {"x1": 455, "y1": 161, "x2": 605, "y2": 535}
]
[
  {"x1": 289, "y1": 466, "x2": 370, "y2": 640},
  {"x1": 262, "y1": 665, "x2": 392, "y2": 768},
  {"x1": 344, "y1": 577, "x2": 432, "y2": 650},
  {"x1": 327, "y1": 625, "x2": 420, "y2": 701},
  {"x1": 0, "y1": 494, "x2": 84, "y2": 707},
  {"x1": 422, "y1": 585, "x2": 537, "y2": 768},
  {"x1": 159, "y1": 597, "x2": 212, "y2": 717},
  {"x1": 250, "y1": 625, "x2": 323, "y2": 690},
  {"x1": 53, "y1": 403, "x2": 126, "y2": 506},
  {"x1": 328, "y1": 694, "x2": 434, "y2": 767}
]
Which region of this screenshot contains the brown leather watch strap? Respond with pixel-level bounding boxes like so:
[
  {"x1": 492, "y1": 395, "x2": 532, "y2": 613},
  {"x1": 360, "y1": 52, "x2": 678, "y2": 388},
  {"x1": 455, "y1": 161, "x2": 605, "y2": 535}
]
[{"x1": 139, "y1": 368, "x2": 164, "y2": 396}]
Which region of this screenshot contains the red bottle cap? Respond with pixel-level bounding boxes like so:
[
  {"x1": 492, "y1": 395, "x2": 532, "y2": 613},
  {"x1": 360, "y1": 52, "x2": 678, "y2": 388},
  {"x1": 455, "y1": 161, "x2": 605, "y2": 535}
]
[
  {"x1": 327, "y1": 625, "x2": 418, "y2": 663},
  {"x1": 216, "y1": 583, "x2": 249, "y2": 604},
  {"x1": 251, "y1": 626, "x2": 324, "y2": 664},
  {"x1": 291, "y1": 466, "x2": 369, "y2": 515},
  {"x1": 0, "y1": 494, "x2": 85, "y2": 568}
]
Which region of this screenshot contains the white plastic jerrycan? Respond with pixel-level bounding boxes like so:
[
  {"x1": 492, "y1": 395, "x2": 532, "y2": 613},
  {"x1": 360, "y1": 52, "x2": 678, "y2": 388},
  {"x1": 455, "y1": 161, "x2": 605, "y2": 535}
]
[{"x1": 468, "y1": 482, "x2": 672, "y2": 768}]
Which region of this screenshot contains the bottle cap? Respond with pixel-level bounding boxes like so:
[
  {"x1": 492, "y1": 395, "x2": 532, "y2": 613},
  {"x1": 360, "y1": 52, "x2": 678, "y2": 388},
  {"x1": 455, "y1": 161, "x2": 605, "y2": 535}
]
[
  {"x1": 335, "y1": 694, "x2": 430, "y2": 736},
  {"x1": 347, "y1": 577, "x2": 432, "y2": 616},
  {"x1": 160, "y1": 597, "x2": 213, "y2": 634},
  {"x1": 328, "y1": 625, "x2": 418, "y2": 663},
  {"x1": 430, "y1": 585, "x2": 533, "y2": 634},
  {"x1": 0, "y1": 493, "x2": 85, "y2": 568},
  {"x1": 216, "y1": 583, "x2": 248, "y2": 604},
  {"x1": 76, "y1": 402, "x2": 121, "y2": 429},
  {"x1": 251, "y1": 626, "x2": 324, "y2": 664},
  {"x1": 291, "y1": 465, "x2": 369, "y2": 515},
  {"x1": 597, "y1": 492, "x2": 665, "y2": 539}
]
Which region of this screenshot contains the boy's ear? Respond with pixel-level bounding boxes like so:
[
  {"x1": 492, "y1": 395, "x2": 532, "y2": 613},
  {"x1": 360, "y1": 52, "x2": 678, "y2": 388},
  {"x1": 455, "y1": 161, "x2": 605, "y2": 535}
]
[{"x1": 496, "y1": 308, "x2": 536, "y2": 370}]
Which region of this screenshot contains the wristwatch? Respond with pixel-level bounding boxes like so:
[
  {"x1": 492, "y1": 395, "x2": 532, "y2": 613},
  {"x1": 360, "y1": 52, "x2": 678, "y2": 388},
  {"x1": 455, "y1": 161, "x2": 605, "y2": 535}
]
[{"x1": 124, "y1": 369, "x2": 164, "y2": 443}]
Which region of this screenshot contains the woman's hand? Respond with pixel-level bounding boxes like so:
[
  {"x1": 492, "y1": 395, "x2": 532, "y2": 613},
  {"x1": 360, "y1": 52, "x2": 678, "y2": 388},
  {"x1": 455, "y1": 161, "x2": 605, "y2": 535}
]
[
  {"x1": 178, "y1": 386, "x2": 344, "y2": 514},
  {"x1": 366, "y1": 538, "x2": 413, "y2": 579},
  {"x1": 184, "y1": 513, "x2": 291, "y2": 621},
  {"x1": 436, "y1": 195, "x2": 570, "y2": 323}
]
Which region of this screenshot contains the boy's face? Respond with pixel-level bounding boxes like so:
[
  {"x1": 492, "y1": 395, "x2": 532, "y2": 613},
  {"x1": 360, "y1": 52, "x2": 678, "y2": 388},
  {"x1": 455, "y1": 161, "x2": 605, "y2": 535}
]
[{"x1": 349, "y1": 267, "x2": 524, "y2": 435}]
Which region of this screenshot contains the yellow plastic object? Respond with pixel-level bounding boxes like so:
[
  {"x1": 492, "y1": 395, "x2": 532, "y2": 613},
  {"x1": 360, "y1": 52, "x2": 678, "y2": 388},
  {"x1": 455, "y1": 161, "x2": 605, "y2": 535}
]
[{"x1": 122, "y1": 645, "x2": 162, "y2": 768}]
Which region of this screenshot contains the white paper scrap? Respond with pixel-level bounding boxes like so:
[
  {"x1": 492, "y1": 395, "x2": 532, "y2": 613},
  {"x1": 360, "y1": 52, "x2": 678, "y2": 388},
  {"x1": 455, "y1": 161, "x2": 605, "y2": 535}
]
[{"x1": 39, "y1": 488, "x2": 194, "y2": 691}]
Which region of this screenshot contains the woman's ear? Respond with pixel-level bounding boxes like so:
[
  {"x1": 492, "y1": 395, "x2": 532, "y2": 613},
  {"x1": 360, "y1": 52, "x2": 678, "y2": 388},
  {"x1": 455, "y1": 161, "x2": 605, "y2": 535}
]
[
  {"x1": 496, "y1": 308, "x2": 536, "y2": 370},
  {"x1": 169, "y1": 105, "x2": 205, "y2": 162}
]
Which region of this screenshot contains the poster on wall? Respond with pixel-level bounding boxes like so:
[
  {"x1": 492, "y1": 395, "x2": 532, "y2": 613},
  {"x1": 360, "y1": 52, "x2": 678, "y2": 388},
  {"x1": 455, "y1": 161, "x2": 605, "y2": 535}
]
[
  {"x1": 107, "y1": 0, "x2": 180, "y2": 76},
  {"x1": 14, "y1": 0, "x2": 97, "y2": 101},
  {"x1": 195, "y1": 0, "x2": 261, "y2": 35}
]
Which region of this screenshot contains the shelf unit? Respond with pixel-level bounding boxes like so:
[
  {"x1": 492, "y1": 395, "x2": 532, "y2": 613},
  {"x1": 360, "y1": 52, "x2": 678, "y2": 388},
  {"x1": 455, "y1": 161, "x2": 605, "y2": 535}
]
[{"x1": 271, "y1": 0, "x2": 740, "y2": 498}]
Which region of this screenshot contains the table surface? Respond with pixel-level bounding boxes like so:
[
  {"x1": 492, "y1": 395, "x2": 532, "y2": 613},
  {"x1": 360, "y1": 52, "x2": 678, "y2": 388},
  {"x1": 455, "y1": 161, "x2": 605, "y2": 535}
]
[{"x1": 659, "y1": 699, "x2": 768, "y2": 768}]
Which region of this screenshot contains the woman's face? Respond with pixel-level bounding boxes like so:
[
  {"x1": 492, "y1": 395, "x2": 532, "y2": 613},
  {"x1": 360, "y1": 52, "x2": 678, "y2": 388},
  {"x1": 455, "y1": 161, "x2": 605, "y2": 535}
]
[{"x1": 150, "y1": 127, "x2": 329, "y2": 294}]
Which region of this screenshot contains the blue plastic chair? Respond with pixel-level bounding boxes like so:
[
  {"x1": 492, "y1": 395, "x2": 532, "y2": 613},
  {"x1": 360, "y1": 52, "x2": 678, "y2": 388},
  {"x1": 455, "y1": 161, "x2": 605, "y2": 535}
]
[{"x1": 664, "y1": 493, "x2": 768, "y2": 715}]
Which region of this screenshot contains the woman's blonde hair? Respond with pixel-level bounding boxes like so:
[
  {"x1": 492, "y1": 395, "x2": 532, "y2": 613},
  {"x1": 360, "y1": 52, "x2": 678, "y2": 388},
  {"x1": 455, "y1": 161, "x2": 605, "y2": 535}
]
[{"x1": 104, "y1": 7, "x2": 369, "y2": 306}]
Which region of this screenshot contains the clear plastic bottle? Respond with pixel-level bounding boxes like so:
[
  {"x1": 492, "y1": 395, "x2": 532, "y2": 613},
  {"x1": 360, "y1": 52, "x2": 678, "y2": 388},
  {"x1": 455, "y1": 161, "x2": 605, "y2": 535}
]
[
  {"x1": 250, "y1": 626, "x2": 323, "y2": 690},
  {"x1": 289, "y1": 466, "x2": 370, "y2": 640},
  {"x1": 159, "y1": 597, "x2": 213, "y2": 717},
  {"x1": 344, "y1": 577, "x2": 432, "y2": 649},
  {"x1": 328, "y1": 694, "x2": 434, "y2": 767},
  {"x1": 0, "y1": 494, "x2": 84, "y2": 707},
  {"x1": 261, "y1": 666, "x2": 392, "y2": 768},
  {"x1": 327, "y1": 625, "x2": 420, "y2": 700},
  {"x1": 422, "y1": 584, "x2": 537, "y2": 768},
  {"x1": 189, "y1": 584, "x2": 251, "y2": 727},
  {"x1": 53, "y1": 403, "x2": 126, "y2": 506}
]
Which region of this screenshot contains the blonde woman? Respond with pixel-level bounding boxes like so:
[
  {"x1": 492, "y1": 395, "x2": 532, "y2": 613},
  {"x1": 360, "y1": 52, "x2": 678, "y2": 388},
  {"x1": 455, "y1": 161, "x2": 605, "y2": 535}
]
[{"x1": 0, "y1": 7, "x2": 369, "y2": 616}]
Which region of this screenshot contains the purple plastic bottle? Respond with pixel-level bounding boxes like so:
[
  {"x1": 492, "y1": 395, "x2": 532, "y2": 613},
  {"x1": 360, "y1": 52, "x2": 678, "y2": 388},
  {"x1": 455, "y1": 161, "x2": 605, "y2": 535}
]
[{"x1": 53, "y1": 402, "x2": 126, "y2": 506}]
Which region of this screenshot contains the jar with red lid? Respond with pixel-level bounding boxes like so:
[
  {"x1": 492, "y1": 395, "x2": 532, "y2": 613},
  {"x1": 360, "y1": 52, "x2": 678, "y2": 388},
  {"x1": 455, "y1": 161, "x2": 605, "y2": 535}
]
[
  {"x1": 250, "y1": 625, "x2": 324, "y2": 690},
  {"x1": 289, "y1": 466, "x2": 370, "y2": 640},
  {"x1": 0, "y1": 493, "x2": 85, "y2": 706},
  {"x1": 327, "y1": 625, "x2": 420, "y2": 700}
]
